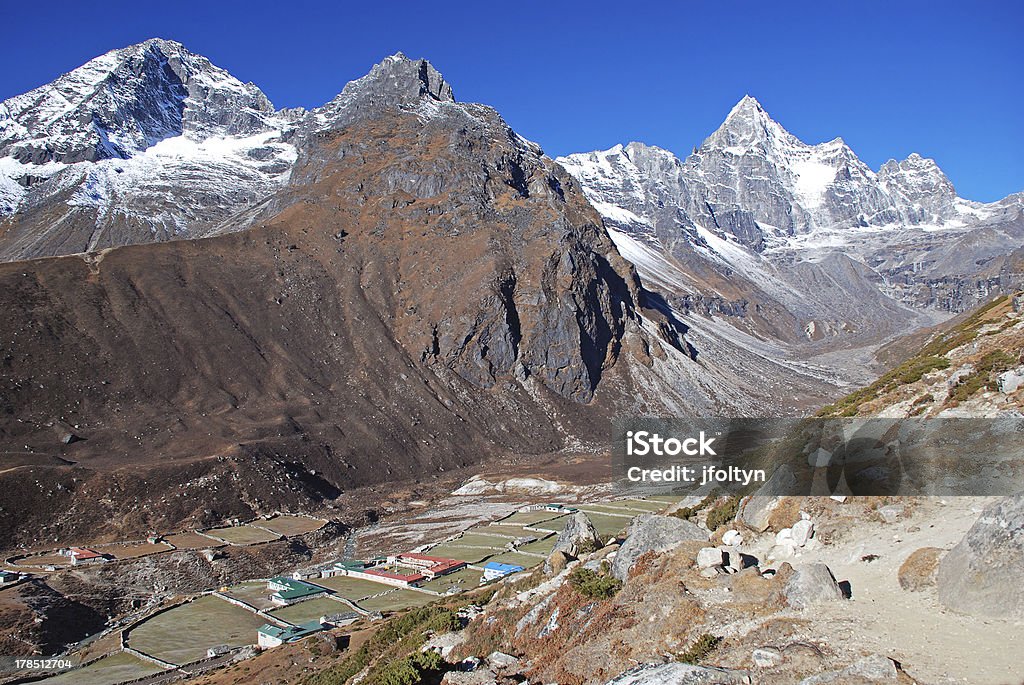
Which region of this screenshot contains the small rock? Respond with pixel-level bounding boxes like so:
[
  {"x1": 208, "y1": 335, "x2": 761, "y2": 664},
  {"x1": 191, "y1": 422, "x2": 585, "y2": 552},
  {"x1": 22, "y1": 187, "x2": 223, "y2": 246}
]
[
  {"x1": 876, "y1": 504, "x2": 905, "y2": 524},
  {"x1": 998, "y1": 366, "x2": 1024, "y2": 394},
  {"x1": 775, "y1": 528, "x2": 794, "y2": 545},
  {"x1": 606, "y1": 662, "x2": 750, "y2": 684},
  {"x1": 829, "y1": 495, "x2": 847, "y2": 502},
  {"x1": 721, "y1": 529, "x2": 743, "y2": 546},
  {"x1": 486, "y1": 651, "x2": 521, "y2": 673},
  {"x1": 543, "y1": 550, "x2": 570, "y2": 576},
  {"x1": 700, "y1": 565, "x2": 726, "y2": 578},
  {"x1": 783, "y1": 563, "x2": 845, "y2": 609},
  {"x1": 442, "y1": 670, "x2": 498, "y2": 685},
  {"x1": 898, "y1": 547, "x2": 943, "y2": 592},
  {"x1": 790, "y1": 519, "x2": 814, "y2": 547},
  {"x1": 696, "y1": 547, "x2": 726, "y2": 569},
  {"x1": 752, "y1": 646, "x2": 783, "y2": 668}
]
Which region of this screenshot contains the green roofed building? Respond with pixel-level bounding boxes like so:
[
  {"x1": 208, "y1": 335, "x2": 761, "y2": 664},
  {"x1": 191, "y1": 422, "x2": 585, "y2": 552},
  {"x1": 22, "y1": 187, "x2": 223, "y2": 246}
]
[
  {"x1": 257, "y1": 620, "x2": 325, "y2": 648},
  {"x1": 267, "y1": 577, "x2": 328, "y2": 605}
]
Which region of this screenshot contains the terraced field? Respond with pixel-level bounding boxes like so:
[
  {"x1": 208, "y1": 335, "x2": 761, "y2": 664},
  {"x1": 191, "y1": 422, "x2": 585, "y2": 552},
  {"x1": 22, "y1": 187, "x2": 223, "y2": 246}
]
[
  {"x1": 424, "y1": 544, "x2": 495, "y2": 563},
  {"x1": 205, "y1": 525, "x2": 281, "y2": 546},
  {"x1": 314, "y1": 575, "x2": 396, "y2": 600},
  {"x1": 355, "y1": 589, "x2": 436, "y2": 612},
  {"x1": 259, "y1": 515, "x2": 326, "y2": 537},
  {"x1": 269, "y1": 597, "x2": 354, "y2": 624},
  {"x1": 127, "y1": 595, "x2": 266, "y2": 665},
  {"x1": 40, "y1": 651, "x2": 163, "y2": 685},
  {"x1": 483, "y1": 551, "x2": 545, "y2": 569},
  {"x1": 418, "y1": 567, "x2": 484, "y2": 594},
  {"x1": 221, "y1": 581, "x2": 278, "y2": 611}
]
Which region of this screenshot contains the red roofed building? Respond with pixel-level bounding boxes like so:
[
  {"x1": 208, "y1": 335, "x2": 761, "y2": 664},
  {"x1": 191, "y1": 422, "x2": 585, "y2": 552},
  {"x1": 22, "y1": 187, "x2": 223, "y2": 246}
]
[
  {"x1": 67, "y1": 547, "x2": 111, "y2": 565},
  {"x1": 392, "y1": 553, "x2": 466, "y2": 579}
]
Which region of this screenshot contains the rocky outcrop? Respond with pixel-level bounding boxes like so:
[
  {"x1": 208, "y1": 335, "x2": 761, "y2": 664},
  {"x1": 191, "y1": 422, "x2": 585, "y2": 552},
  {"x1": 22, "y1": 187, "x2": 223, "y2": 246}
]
[
  {"x1": 552, "y1": 511, "x2": 603, "y2": 557},
  {"x1": 605, "y1": 663, "x2": 750, "y2": 684},
  {"x1": 937, "y1": 494, "x2": 1024, "y2": 618},
  {"x1": 611, "y1": 515, "x2": 707, "y2": 580}
]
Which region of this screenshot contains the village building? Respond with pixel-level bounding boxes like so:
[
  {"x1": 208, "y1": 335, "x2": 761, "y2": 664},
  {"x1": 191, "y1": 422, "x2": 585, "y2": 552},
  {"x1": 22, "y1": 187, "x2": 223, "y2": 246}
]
[
  {"x1": 332, "y1": 553, "x2": 465, "y2": 588},
  {"x1": 257, "y1": 620, "x2": 325, "y2": 648},
  {"x1": 66, "y1": 547, "x2": 111, "y2": 565},
  {"x1": 267, "y1": 577, "x2": 328, "y2": 605},
  {"x1": 0, "y1": 570, "x2": 19, "y2": 583},
  {"x1": 482, "y1": 561, "x2": 525, "y2": 582}
]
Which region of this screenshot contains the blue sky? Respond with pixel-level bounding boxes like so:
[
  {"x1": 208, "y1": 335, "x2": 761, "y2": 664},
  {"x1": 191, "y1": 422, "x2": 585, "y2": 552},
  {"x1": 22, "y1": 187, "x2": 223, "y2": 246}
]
[{"x1": 2, "y1": 0, "x2": 1021, "y2": 201}]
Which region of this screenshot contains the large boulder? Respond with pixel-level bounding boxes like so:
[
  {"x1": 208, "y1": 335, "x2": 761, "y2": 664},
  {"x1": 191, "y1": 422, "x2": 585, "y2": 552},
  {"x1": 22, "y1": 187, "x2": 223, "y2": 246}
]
[
  {"x1": 782, "y1": 563, "x2": 845, "y2": 609},
  {"x1": 937, "y1": 494, "x2": 1024, "y2": 618},
  {"x1": 611, "y1": 515, "x2": 707, "y2": 580},
  {"x1": 736, "y1": 465, "x2": 797, "y2": 532},
  {"x1": 552, "y1": 511, "x2": 603, "y2": 557}
]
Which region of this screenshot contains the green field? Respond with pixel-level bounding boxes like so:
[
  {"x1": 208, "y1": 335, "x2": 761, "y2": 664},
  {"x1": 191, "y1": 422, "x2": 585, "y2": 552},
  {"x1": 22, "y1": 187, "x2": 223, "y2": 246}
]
[
  {"x1": 448, "y1": 533, "x2": 510, "y2": 548},
  {"x1": 165, "y1": 531, "x2": 220, "y2": 549},
  {"x1": 314, "y1": 575, "x2": 394, "y2": 600},
  {"x1": 577, "y1": 504, "x2": 639, "y2": 517},
  {"x1": 614, "y1": 499, "x2": 668, "y2": 513},
  {"x1": 517, "y1": 536, "x2": 557, "y2": 555},
  {"x1": 41, "y1": 652, "x2": 164, "y2": 685},
  {"x1": 499, "y1": 510, "x2": 568, "y2": 526},
  {"x1": 529, "y1": 515, "x2": 570, "y2": 532},
  {"x1": 483, "y1": 552, "x2": 544, "y2": 569},
  {"x1": 355, "y1": 589, "x2": 436, "y2": 612},
  {"x1": 269, "y1": 597, "x2": 353, "y2": 624},
  {"x1": 578, "y1": 512, "x2": 631, "y2": 539},
  {"x1": 424, "y1": 544, "x2": 495, "y2": 563},
  {"x1": 481, "y1": 524, "x2": 539, "y2": 538},
  {"x1": 205, "y1": 525, "x2": 281, "y2": 545},
  {"x1": 259, "y1": 515, "x2": 326, "y2": 537},
  {"x1": 417, "y1": 567, "x2": 484, "y2": 594},
  {"x1": 221, "y1": 581, "x2": 278, "y2": 611},
  {"x1": 128, "y1": 595, "x2": 266, "y2": 665}
]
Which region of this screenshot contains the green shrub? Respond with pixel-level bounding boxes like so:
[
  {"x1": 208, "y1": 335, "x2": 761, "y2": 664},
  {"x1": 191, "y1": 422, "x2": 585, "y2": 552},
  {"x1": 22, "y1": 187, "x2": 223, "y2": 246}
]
[
  {"x1": 705, "y1": 496, "x2": 741, "y2": 531},
  {"x1": 568, "y1": 567, "x2": 622, "y2": 599},
  {"x1": 948, "y1": 349, "x2": 1016, "y2": 403},
  {"x1": 670, "y1": 492, "x2": 717, "y2": 521},
  {"x1": 678, "y1": 633, "x2": 721, "y2": 664}
]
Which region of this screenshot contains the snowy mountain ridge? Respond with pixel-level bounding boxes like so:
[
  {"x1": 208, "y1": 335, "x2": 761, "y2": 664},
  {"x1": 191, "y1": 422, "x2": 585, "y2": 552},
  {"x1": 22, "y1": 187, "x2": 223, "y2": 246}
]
[{"x1": 0, "y1": 41, "x2": 481, "y2": 260}]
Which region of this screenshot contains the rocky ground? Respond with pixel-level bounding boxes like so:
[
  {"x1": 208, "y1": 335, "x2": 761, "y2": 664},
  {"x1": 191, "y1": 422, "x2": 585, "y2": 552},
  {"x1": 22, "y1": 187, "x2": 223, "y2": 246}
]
[{"x1": 434, "y1": 493, "x2": 1023, "y2": 685}]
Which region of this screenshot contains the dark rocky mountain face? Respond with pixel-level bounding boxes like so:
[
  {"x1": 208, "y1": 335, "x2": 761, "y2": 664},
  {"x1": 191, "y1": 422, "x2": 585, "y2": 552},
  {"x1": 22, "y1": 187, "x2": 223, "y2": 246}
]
[{"x1": 0, "y1": 51, "x2": 706, "y2": 548}]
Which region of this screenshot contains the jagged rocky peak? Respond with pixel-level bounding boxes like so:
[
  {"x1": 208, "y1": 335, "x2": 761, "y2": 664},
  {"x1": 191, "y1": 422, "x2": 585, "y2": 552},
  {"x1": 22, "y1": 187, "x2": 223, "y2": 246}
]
[
  {"x1": 878, "y1": 152, "x2": 957, "y2": 214},
  {"x1": 701, "y1": 94, "x2": 795, "y2": 152},
  {"x1": 313, "y1": 52, "x2": 455, "y2": 129},
  {"x1": 0, "y1": 38, "x2": 278, "y2": 164}
]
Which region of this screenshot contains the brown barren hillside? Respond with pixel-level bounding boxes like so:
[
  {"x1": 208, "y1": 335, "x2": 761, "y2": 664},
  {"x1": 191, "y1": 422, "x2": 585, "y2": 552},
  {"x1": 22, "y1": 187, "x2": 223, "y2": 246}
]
[{"x1": 0, "y1": 59, "x2": 689, "y2": 548}]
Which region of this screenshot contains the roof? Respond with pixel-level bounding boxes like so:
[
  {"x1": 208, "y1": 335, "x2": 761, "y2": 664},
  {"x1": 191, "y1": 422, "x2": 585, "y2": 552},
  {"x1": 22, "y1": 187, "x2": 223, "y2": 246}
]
[
  {"x1": 399, "y1": 553, "x2": 457, "y2": 564},
  {"x1": 484, "y1": 561, "x2": 525, "y2": 572},
  {"x1": 269, "y1": 577, "x2": 325, "y2": 600},
  {"x1": 69, "y1": 547, "x2": 105, "y2": 559},
  {"x1": 259, "y1": 621, "x2": 324, "y2": 641},
  {"x1": 364, "y1": 568, "x2": 425, "y2": 583}
]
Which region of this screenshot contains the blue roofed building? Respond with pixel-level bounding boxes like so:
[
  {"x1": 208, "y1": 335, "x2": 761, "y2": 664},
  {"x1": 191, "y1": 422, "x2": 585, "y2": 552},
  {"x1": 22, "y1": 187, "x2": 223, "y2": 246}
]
[{"x1": 482, "y1": 561, "x2": 525, "y2": 582}]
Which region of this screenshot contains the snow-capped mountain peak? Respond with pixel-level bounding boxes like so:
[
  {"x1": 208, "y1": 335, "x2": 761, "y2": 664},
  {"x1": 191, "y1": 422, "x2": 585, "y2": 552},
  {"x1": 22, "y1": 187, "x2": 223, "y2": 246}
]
[
  {"x1": 702, "y1": 95, "x2": 799, "y2": 154},
  {"x1": 0, "y1": 38, "x2": 278, "y2": 165}
]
